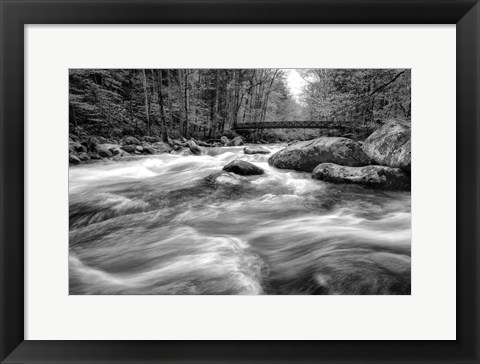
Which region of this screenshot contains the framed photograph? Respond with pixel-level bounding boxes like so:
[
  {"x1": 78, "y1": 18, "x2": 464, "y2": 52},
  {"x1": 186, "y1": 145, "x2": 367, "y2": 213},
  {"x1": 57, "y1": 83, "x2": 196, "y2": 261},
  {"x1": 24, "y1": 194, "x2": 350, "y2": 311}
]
[{"x1": 1, "y1": 0, "x2": 479, "y2": 363}]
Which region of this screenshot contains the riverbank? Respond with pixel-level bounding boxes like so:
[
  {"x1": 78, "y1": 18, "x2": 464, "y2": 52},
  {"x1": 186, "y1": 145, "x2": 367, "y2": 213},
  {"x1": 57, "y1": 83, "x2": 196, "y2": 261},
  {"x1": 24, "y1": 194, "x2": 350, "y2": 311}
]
[{"x1": 68, "y1": 133, "x2": 249, "y2": 165}]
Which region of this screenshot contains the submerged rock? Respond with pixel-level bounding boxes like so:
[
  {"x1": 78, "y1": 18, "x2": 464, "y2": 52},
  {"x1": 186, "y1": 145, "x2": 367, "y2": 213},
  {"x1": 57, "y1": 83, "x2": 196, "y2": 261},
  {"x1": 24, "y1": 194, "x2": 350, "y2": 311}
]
[
  {"x1": 362, "y1": 119, "x2": 411, "y2": 173},
  {"x1": 204, "y1": 171, "x2": 249, "y2": 187},
  {"x1": 244, "y1": 146, "x2": 270, "y2": 155},
  {"x1": 223, "y1": 160, "x2": 264, "y2": 176},
  {"x1": 268, "y1": 137, "x2": 371, "y2": 172},
  {"x1": 312, "y1": 163, "x2": 410, "y2": 190}
]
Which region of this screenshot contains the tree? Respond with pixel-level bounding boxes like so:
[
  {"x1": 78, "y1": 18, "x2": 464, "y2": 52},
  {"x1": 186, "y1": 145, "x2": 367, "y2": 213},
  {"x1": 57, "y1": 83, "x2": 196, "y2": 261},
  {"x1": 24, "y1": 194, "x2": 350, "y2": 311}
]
[
  {"x1": 154, "y1": 70, "x2": 169, "y2": 142},
  {"x1": 141, "y1": 69, "x2": 151, "y2": 135}
]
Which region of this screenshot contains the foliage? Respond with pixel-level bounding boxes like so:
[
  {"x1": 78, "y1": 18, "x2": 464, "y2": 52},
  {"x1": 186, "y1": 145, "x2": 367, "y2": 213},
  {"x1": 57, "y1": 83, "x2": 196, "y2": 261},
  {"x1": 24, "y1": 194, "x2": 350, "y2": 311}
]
[
  {"x1": 69, "y1": 68, "x2": 411, "y2": 141},
  {"x1": 69, "y1": 69, "x2": 300, "y2": 140},
  {"x1": 299, "y1": 69, "x2": 411, "y2": 127}
]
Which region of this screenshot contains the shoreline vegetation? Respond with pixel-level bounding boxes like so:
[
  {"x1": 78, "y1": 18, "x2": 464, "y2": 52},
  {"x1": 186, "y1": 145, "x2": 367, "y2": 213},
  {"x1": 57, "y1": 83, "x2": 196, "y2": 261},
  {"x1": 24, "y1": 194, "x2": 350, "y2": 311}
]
[{"x1": 69, "y1": 68, "x2": 411, "y2": 191}]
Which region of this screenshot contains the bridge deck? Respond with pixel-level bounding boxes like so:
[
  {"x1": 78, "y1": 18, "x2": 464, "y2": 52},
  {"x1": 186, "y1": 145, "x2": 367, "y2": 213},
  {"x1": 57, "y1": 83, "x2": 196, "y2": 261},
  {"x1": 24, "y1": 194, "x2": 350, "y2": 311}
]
[{"x1": 232, "y1": 121, "x2": 365, "y2": 130}]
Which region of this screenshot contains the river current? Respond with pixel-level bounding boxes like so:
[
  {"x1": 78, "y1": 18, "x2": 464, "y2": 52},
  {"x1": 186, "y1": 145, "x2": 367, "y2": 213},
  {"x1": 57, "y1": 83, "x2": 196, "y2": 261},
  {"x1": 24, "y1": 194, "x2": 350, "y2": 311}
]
[{"x1": 69, "y1": 144, "x2": 411, "y2": 295}]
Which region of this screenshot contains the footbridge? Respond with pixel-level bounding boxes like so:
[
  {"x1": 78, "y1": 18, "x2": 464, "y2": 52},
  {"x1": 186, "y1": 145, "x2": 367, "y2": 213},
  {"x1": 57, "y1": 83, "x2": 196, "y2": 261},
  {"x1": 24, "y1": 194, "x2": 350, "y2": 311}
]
[{"x1": 232, "y1": 120, "x2": 366, "y2": 130}]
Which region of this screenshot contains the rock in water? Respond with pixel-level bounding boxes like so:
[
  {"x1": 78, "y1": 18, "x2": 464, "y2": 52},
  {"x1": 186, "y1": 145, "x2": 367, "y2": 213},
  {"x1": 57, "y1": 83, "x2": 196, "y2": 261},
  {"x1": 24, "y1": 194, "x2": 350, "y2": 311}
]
[
  {"x1": 69, "y1": 154, "x2": 81, "y2": 165},
  {"x1": 204, "y1": 171, "x2": 249, "y2": 187},
  {"x1": 244, "y1": 146, "x2": 270, "y2": 155},
  {"x1": 220, "y1": 136, "x2": 229, "y2": 146},
  {"x1": 77, "y1": 152, "x2": 90, "y2": 162},
  {"x1": 121, "y1": 144, "x2": 137, "y2": 153},
  {"x1": 153, "y1": 142, "x2": 173, "y2": 153},
  {"x1": 95, "y1": 144, "x2": 114, "y2": 158},
  {"x1": 122, "y1": 136, "x2": 141, "y2": 146},
  {"x1": 89, "y1": 152, "x2": 102, "y2": 160},
  {"x1": 69, "y1": 141, "x2": 86, "y2": 154},
  {"x1": 142, "y1": 145, "x2": 155, "y2": 154},
  {"x1": 223, "y1": 160, "x2": 264, "y2": 176},
  {"x1": 227, "y1": 136, "x2": 244, "y2": 146},
  {"x1": 362, "y1": 119, "x2": 411, "y2": 173},
  {"x1": 268, "y1": 137, "x2": 371, "y2": 172},
  {"x1": 312, "y1": 163, "x2": 410, "y2": 190},
  {"x1": 187, "y1": 139, "x2": 202, "y2": 155}
]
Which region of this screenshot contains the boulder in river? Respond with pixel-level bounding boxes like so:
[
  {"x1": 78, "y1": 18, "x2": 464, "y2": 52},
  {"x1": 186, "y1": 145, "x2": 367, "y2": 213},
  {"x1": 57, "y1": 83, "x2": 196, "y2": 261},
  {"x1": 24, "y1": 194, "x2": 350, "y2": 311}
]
[
  {"x1": 121, "y1": 144, "x2": 137, "y2": 154},
  {"x1": 187, "y1": 139, "x2": 202, "y2": 155},
  {"x1": 89, "y1": 152, "x2": 102, "y2": 160},
  {"x1": 69, "y1": 141, "x2": 86, "y2": 154},
  {"x1": 362, "y1": 119, "x2": 411, "y2": 173},
  {"x1": 227, "y1": 136, "x2": 244, "y2": 146},
  {"x1": 223, "y1": 160, "x2": 264, "y2": 176},
  {"x1": 220, "y1": 136, "x2": 229, "y2": 146},
  {"x1": 142, "y1": 145, "x2": 156, "y2": 154},
  {"x1": 103, "y1": 144, "x2": 122, "y2": 156},
  {"x1": 69, "y1": 154, "x2": 81, "y2": 165},
  {"x1": 77, "y1": 152, "x2": 90, "y2": 162},
  {"x1": 171, "y1": 139, "x2": 187, "y2": 148},
  {"x1": 244, "y1": 146, "x2": 270, "y2": 155},
  {"x1": 122, "y1": 136, "x2": 141, "y2": 146},
  {"x1": 96, "y1": 144, "x2": 114, "y2": 158},
  {"x1": 268, "y1": 137, "x2": 371, "y2": 172},
  {"x1": 312, "y1": 163, "x2": 410, "y2": 190},
  {"x1": 153, "y1": 141, "x2": 173, "y2": 153}
]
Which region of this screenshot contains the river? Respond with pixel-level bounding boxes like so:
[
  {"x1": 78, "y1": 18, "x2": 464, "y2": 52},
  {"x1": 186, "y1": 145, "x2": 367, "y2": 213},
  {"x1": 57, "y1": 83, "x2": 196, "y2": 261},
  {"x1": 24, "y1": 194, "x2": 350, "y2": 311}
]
[{"x1": 69, "y1": 144, "x2": 411, "y2": 295}]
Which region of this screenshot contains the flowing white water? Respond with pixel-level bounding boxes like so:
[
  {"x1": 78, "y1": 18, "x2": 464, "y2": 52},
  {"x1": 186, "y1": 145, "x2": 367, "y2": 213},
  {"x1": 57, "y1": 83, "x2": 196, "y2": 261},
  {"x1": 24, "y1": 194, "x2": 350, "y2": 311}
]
[{"x1": 69, "y1": 144, "x2": 411, "y2": 295}]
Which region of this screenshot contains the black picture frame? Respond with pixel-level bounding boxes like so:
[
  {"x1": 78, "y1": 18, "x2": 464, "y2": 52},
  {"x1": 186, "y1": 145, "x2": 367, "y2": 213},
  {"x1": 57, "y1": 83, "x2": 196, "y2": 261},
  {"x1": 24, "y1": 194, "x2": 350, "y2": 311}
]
[{"x1": 1, "y1": 0, "x2": 479, "y2": 363}]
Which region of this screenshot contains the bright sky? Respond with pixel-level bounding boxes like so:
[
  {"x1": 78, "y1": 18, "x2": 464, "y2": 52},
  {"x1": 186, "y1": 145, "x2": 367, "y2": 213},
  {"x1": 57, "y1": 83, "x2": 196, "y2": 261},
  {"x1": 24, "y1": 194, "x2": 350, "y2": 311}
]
[{"x1": 285, "y1": 69, "x2": 307, "y2": 102}]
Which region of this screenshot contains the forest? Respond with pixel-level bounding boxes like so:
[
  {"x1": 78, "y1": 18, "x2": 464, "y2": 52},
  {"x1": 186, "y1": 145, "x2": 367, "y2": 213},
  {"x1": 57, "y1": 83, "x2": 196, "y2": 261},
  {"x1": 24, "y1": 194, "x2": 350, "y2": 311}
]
[{"x1": 69, "y1": 68, "x2": 411, "y2": 142}]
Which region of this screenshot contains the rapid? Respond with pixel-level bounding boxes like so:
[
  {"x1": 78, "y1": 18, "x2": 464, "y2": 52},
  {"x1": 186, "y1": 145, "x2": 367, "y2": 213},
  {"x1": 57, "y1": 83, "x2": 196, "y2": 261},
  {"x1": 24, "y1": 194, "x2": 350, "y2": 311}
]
[{"x1": 69, "y1": 144, "x2": 411, "y2": 295}]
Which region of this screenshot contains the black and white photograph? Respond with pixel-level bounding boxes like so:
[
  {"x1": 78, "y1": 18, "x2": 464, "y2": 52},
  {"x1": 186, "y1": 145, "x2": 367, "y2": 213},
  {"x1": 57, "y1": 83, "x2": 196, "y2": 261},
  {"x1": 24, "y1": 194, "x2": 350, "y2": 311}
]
[{"x1": 69, "y1": 68, "x2": 411, "y2": 295}]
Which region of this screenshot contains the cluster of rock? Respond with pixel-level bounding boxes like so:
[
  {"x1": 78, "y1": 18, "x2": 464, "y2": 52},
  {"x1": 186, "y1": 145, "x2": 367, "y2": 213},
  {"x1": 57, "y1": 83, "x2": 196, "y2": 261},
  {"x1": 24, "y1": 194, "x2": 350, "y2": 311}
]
[
  {"x1": 69, "y1": 133, "x2": 246, "y2": 165},
  {"x1": 69, "y1": 135, "x2": 173, "y2": 165},
  {"x1": 268, "y1": 119, "x2": 411, "y2": 190}
]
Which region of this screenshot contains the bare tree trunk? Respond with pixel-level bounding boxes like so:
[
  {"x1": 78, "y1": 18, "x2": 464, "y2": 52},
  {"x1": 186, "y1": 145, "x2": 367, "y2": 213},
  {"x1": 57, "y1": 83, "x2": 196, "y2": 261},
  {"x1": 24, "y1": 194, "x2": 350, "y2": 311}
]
[
  {"x1": 142, "y1": 69, "x2": 150, "y2": 135},
  {"x1": 177, "y1": 69, "x2": 185, "y2": 138},
  {"x1": 166, "y1": 70, "x2": 173, "y2": 134},
  {"x1": 214, "y1": 69, "x2": 220, "y2": 135},
  {"x1": 184, "y1": 70, "x2": 189, "y2": 138},
  {"x1": 155, "y1": 70, "x2": 169, "y2": 142}
]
